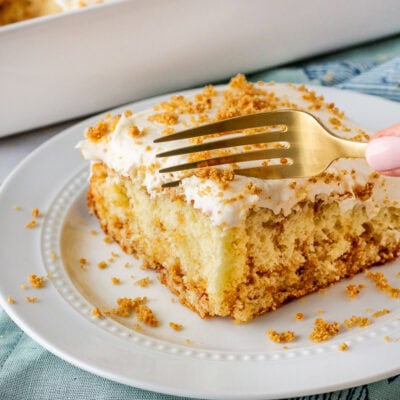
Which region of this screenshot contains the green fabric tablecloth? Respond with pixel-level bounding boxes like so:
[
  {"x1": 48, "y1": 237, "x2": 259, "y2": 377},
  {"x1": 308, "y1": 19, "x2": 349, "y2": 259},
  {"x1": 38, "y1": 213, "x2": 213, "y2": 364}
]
[{"x1": 2, "y1": 34, "x2": 400, "y2": 400}]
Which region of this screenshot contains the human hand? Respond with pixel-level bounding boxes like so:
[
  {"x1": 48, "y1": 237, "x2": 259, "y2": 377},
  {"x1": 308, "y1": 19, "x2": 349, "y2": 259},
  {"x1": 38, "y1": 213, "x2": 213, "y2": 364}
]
[{"x1": 366, "y1": 123, "x2": 400, "y2": 176}]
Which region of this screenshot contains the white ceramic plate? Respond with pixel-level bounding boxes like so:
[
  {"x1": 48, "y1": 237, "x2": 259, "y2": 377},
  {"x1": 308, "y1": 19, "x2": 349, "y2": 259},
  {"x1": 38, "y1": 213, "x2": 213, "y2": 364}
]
[{"x1": 1, "y1": 87, "x2": 400, "y2": 400}]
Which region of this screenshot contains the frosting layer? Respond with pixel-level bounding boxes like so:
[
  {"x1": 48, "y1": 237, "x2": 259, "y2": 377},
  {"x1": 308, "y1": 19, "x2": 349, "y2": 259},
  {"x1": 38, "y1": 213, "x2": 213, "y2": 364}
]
[{"x1": 77, "y1": 75, "x2": 400, "y2": 228}]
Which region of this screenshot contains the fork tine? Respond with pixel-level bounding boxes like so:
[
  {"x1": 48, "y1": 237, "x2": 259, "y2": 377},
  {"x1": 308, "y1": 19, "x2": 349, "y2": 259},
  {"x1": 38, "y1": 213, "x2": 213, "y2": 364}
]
[
  {"x1": 153, "y1": 110, "x2": 295, "y2": 143},
  {"x1": 159, "y1": 147, "x2": 297, "y2": 173},
  {"x1": 236, "y1": 165, "x2": 308, "y2": 179},
  {"x1": 156, "y1": 129, "x2": 287, "y2": 158},
  {"x1": 161, "y1": 163, "x2": 305, "y2": 188}
]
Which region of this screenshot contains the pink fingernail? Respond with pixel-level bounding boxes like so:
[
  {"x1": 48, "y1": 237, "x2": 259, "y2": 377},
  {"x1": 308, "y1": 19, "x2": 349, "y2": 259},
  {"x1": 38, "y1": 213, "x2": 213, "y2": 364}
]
[{"x1": 366, "y1": 136, "x2": 400, "y2": 171}]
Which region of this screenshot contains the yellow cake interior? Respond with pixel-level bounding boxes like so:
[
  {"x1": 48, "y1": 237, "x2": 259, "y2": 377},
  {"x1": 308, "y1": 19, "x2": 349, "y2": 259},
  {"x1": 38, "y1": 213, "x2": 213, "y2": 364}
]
[{"x1": 88, "y1": 162, "x2": 400, "y2": 322}]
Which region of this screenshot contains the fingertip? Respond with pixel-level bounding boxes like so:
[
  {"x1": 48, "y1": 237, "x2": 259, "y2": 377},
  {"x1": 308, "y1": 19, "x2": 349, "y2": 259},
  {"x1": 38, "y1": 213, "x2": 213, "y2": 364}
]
[{"x1": 373, "y1": 123, "x2": 400, "y2": 140}]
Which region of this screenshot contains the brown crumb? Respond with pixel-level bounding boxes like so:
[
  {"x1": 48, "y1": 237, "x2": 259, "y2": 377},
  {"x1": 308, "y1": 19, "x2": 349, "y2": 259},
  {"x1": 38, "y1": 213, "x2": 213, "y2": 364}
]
[
  {"x1": 103, "y1": 236, "x2": 114, "y2": 244},
  {"x1": 318, "y1": 288, "x2": 327, "y2": 294},
  {"x1": 20, "y1": 284, "x2": 27, "y2": 290},
  {"x1": 79, "y1": 257, "x2": 88, "y2": 265},
  {"x1": 372, "y1": 309, "x2": 390, "y2": 318},
  {"x1": 28, "y1": 274, "x2": 45, "y2": 289},
  {"x1": 25, "y1": 220, "x2": 37, "y2": 228},
  {"x1": 135, "y1": 277, "x2": 151, "y2": 287},
  {"x1": 366, "y1": 271, "x2": 400, "y2": 298},
  {"x1": 97, "y1": 261, "x2": 108, "y2": 269},
  {"x1": 344, "y1": 315, "x2": 372, "y2": 328},
  {"x1": 267, "y1": 329, "x2": 296, "y2": 343},
  {"x1": 124, "y1": 262, "x2": 131, "y2": 268},
  {"x1": 50, "y1": 252, "x2": 58, "y2": 260},
  {"x1": 91, "y1": 308, "x2": 103, "y2": 318},
  {"x1": 169, "y1": 322, "x2": 184, "y2": 331},
  {"x1": 385, "y1": 335, "x2": 391, "y2": 342},
  {"x1": 317, "y1": 309, "x2": 324, "y2": 315},
  {"x1": 25, "y1": 296, "x2": 37, "y2": 303},
  {"x1": 346, "y1": 284, "x2": 365, "y2": 299},
  {"x1": 12, "y1": 205, "x2": 22, "y2": 211},
  {"x1": 90, "y1": 230, "x2": 98, "y2": 235},
  {"x1": 31, "y1": 208, "x2": 40, "y2": 218},
  {"x1": 136, "y1": 305, "x2": 159, "y2": 327},
  {"x1": 338, "y1": 342, "x2": 349, "y2": 351},
  {"x1": 104, "y1": 297, "x2": 146, "y2": 318},
  {"x1": 111, "y1": 277, "x2": 121, "y2": 285},
  {"x1": 295, "y1": 312, "x2": 304, "y2": 320},
  {"x1": 7, "y1": 296, "x2": 16, "y2": 304},
  {"x1": 309, "y1": 318, "x2": 340, "y2": 342},
  {"x1": 124, "y1": 109, "x2": 133, "y2": 117},
  {"x1": 133, "y1": 323, "x2": 143, "y2": 332}
]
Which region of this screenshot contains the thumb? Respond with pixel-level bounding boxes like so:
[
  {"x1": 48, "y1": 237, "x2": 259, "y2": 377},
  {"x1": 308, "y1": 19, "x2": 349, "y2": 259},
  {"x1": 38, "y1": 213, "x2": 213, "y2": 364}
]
[{"x1": 365, "y1": 123, "x2": 400, "y2": 176}]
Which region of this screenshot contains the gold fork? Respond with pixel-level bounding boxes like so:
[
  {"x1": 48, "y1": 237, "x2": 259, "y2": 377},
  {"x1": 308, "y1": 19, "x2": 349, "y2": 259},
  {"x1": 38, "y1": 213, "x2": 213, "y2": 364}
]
[{"x1": 154, "y1": 110, "x2": 367, "y2": 187}]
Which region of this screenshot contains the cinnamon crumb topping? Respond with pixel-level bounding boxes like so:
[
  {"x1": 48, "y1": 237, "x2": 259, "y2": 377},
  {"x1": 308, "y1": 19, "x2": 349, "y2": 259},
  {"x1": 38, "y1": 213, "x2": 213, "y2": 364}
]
[
  {"x1": 366, "y1": 271, "x2": 400, "y2": 298},
  {"x1": 111, "y1": 277, "x2": 121, "y2": 285},
  {"x1": 338, "y1": 342, "x2": 349, "y2": 351},
  {"x1": 309, "y1": 318, "x2": 340, "y2": 342},
  {"x1": 148, "y1": 112, "x2": 179, "y2": 126},
  {"x1": 129, "y1": 125, "x2": 145, "y2": 138},
  {"x1": 194, "y1": 168, "x2": 235, "y2": 189},
  {"x1": 136, "y1": 305, "x2": 159, "y2": 327},
  {"x1": 25, "y1": 220, "x2": 37, "y2": 229},
  {"x1": 246, "y1": 181, "x2": 262, "y2": 195},
  {"x1": 28, "y1": 274, "x2": 45, "y2": 289},
  {"x1": 169, "y1": 322, "x2": 184, "y2": 331},
  {"x1": 353, "y1": 182, "x2": 375, "y2": 201},
  {"x1": 86, "y1": 114, "x2": 121, "y2": 142},
  {"x1": 267, "y1": 329, "x2": 296, "y2": 343},
  {"x1": 135, "y1": 277, "x2": 151, "y2": 287},
  {"x1": 372, "y1": 309, "x2": 390, "y2": 318},
  {"x1": 31, "y1": 208, "x2": 40, "y2": 218},
  {"x1": 7, "y1": 296, "x2": 16, "y2": 304},
  {"x1": 124, "y1": 109, "x2": 133, "y2": 117},
  {"x1": 103, "y1": 236, "x2": 114, "y2": 244},
  {"x1": 25, "y1": 296, "x2": 37, "y2": 303},
  {"x1": 91, "y1": 308, "x2": 103, "y2": 318},
  {"x1": 344, "y1": 315, "x2": 372, "y2": 328},
  {"x1": 104, "y1": 297, "x2": 147, "y2": 317},
  {"x1": 295, "y1": 312, "x2": 304, "y2": 320},
  {"x1": 97, "y1": 261, "x2": 108, "y2": 269},
  {"x1": 133, "y1": 323, "x2": 143, "y2": 332},
  {"x1": 346, "y1": 284, "x2": 365, "y2": 299}
]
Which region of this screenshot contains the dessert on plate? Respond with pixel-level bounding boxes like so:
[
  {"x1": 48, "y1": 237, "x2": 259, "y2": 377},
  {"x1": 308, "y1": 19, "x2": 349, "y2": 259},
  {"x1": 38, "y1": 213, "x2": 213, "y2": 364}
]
[
  {"x1": 0, "y1": 0, "x2": 106, "y2": 26},
  {"x1": 77, "y1": 74, "x2": 400, "y2": 322}
]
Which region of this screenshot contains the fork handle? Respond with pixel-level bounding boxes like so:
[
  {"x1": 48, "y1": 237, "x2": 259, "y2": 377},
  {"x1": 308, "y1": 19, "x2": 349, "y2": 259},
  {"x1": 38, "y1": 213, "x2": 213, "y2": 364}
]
[{"x1": 333, "y1": 137, "x2": 368, "y2": 159}]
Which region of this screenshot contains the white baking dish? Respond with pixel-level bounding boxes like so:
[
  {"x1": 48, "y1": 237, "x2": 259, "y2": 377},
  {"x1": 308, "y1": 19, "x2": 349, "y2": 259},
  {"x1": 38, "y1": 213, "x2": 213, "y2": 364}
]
[{"x1": 1, "y1": 0, "x2": 400, "y2": 137}]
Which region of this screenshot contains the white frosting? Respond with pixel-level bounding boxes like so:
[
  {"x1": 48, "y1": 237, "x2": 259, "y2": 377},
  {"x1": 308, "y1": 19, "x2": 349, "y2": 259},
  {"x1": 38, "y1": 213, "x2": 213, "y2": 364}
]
[{"x1": 77, "y1": 82, "x2": 400, "y2": 228}]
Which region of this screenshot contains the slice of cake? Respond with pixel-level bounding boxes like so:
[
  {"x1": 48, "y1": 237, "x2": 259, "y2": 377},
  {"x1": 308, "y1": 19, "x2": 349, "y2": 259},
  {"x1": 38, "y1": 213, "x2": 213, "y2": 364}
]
[{"x1": 77, "y1": 75, "x2": 400, "y2": 322}]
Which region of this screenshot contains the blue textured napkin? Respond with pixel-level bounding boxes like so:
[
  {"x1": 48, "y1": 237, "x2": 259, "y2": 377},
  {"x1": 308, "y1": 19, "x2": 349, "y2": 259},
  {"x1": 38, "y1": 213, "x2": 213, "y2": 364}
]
[{"x1": 2, "y1": 35, "x2": 400, "y2": 400}]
